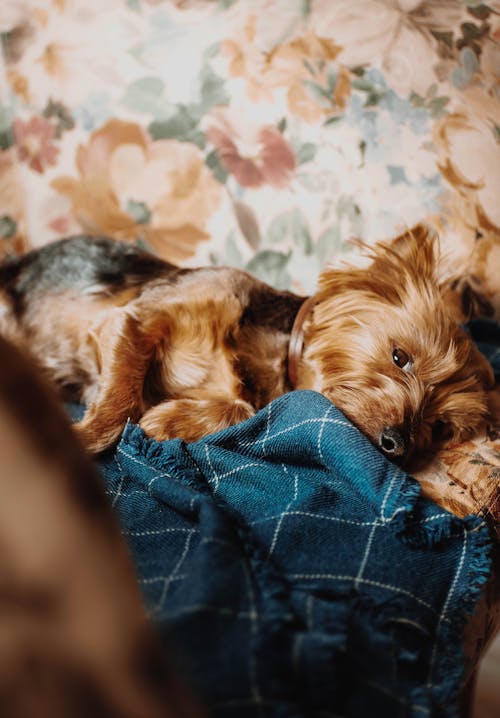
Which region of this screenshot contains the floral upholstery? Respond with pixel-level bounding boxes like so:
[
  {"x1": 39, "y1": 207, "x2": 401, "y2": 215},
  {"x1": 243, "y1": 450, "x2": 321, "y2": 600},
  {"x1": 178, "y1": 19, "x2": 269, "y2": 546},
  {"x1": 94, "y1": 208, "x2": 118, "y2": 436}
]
[{"x1": 0, "y1": 0, "x2": 499, "y2": 646}]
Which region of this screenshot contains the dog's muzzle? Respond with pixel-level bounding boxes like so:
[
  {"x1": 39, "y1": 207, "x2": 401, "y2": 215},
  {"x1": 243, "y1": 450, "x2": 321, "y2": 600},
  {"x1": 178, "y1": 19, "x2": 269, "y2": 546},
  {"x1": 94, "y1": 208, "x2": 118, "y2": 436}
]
[{"x1": 378, "y1": 426, "x2": 407, "y2": 460}]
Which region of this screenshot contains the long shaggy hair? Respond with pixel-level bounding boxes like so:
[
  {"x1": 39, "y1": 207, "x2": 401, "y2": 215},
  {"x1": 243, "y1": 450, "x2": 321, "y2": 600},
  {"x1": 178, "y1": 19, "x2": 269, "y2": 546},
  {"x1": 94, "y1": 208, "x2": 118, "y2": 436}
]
[
  {"x1": 0, "y1": 224, "x2": 494, "y2": 465},
  {"x1": 303, "y1": 227, "x2": 493, "y2": 455}
]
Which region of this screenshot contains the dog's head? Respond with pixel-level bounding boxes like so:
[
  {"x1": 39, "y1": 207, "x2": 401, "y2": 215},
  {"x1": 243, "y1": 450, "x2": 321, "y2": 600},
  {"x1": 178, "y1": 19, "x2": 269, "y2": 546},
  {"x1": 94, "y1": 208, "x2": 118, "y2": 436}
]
[{"x1": 301, "y1": 224, "x2": 494, "y2": 465}]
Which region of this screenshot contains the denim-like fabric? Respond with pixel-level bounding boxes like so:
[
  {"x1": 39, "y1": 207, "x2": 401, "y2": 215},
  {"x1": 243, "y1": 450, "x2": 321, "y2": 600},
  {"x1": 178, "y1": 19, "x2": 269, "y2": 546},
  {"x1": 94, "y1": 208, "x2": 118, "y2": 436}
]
[{"x1": 95, "y1": 390, "x2": 492, "y2": 718}]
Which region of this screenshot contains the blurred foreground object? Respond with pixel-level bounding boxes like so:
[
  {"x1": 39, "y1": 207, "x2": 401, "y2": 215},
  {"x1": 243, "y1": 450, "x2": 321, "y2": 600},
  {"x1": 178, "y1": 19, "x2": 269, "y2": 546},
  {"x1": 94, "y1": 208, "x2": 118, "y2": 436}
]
[{"x1": 0, "y1": 335, "x2": 202, "y2": 718}]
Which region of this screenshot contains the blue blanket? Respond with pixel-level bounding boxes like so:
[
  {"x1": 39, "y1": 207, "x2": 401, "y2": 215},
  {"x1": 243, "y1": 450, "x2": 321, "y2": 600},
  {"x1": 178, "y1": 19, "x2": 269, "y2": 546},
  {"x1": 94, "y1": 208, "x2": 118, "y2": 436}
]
[{"x1": 95, "y1": 390, "x2": 492, "y2": 718}]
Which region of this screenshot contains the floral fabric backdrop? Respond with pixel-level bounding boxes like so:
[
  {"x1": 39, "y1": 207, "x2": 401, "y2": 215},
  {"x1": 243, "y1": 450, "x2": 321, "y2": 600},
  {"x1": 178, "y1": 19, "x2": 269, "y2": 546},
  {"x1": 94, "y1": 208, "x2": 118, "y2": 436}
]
[
  {"x1": 0, "y1": 0, "x2": 498, "y2": 299},
  {"x1": 0, "y1": 0, "x2": 499, "y2": 671}
]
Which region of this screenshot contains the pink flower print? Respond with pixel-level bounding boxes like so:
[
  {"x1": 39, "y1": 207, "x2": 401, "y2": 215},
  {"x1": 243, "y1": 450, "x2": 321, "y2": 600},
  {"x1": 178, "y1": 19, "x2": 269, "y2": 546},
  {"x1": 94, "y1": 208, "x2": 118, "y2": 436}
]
[
  {"x1": 206, "y1": 109, "x2": 296, "y2": 189},
  {"x1": 14, "y1": 116, "x2": 59, "y2": 174}
]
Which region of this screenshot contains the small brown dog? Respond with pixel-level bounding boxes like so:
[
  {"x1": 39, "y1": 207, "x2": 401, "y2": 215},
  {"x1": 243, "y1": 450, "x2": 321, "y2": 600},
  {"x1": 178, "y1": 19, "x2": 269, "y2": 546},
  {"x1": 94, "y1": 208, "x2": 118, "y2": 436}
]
[{"x1": 0, "y1": 224, "x2": 493, "y2": 464}]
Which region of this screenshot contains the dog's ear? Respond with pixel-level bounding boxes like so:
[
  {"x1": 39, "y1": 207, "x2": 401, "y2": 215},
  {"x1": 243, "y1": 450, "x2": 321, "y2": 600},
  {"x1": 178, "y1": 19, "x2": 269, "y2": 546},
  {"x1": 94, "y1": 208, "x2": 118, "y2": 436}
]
[
  {"x1": 372, "y1": 223, "x2": 439, "y2": 279},
  {"x1": 317, "y1": 224, "x2": 439, "y2": 302},
  {"x1": 387, "y1": 223, "x2": 433, "y2": 252}
]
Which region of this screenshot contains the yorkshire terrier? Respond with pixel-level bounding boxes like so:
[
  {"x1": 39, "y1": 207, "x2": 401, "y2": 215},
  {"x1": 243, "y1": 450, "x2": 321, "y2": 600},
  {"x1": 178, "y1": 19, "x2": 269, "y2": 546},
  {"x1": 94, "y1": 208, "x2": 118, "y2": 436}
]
[{"x1": 0, "y1": 224, "x2": 494, "y2": 464}]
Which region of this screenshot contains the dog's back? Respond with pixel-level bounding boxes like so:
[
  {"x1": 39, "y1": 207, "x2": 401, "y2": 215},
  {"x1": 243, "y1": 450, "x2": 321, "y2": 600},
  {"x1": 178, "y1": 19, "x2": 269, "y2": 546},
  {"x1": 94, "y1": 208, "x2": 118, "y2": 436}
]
[
  {"x1": 0, "y1": 237, "x2": 304, "y2": 450},
  {"x1": 0, "y1": 238, "x2": 186, "y2": 398},
  {"x1": 0, "y1": 235, "x2": 177, "y2": 311}
]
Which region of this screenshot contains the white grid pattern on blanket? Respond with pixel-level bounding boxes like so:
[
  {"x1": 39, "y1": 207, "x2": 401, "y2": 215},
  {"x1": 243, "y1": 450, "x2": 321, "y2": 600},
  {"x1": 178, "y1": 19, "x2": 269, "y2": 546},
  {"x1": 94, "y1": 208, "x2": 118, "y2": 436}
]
[{"x1": 104, "y1": 399, "x2": 484, "y2": 716}]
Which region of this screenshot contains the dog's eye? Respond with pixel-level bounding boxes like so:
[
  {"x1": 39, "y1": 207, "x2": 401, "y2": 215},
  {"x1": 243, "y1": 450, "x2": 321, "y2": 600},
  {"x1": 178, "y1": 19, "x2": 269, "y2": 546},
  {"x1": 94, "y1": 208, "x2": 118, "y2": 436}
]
[{"x1": 392, "y1": 347, "x2": 412, "y2": 371}]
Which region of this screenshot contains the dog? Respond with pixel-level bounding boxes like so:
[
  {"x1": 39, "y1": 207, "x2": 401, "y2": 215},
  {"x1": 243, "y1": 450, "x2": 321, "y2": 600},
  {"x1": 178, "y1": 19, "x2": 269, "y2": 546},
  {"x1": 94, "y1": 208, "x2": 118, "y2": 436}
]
[{"x1": 0, "y1": 224, "x2": 494, "y2": 464}]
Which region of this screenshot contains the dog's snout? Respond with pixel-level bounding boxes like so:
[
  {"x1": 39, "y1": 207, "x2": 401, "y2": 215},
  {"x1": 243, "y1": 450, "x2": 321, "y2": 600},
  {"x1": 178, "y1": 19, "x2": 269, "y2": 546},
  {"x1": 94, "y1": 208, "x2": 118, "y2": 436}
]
[{"x1": 378, "y1": 426, "x2": 407, "y2": 459}]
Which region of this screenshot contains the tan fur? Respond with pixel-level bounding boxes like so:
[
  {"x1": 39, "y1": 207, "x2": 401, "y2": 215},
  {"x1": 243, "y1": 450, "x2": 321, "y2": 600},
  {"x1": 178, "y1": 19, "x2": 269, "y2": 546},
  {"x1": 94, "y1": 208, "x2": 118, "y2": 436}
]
[
  {"x1": 300, "y1": 226, "x2": 494, "y2": 458},
  {"x1": 1, "y1": 226, "x2": 494, "y2": 463}
]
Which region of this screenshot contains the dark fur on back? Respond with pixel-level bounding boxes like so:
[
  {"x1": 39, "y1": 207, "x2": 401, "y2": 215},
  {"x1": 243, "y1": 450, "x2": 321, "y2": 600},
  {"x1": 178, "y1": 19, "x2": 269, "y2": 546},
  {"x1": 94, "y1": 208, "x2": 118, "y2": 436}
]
[
  {"x1": 0, "y1": 236, "x2": 176, "y2": 316},
  {"x1": 0, "y1": 236, "x2": 301, "y2": 333}
]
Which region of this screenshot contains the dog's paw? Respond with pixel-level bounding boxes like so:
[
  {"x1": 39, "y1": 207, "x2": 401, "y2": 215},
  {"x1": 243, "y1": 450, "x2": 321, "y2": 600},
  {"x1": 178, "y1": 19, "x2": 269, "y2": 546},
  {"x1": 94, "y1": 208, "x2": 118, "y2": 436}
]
[
  {"x1": 140, "y1": 397, "x2": 255, "y2": 442},
  {"x1": 73, "y1": 416, "x2": 124, "y2": 454}
]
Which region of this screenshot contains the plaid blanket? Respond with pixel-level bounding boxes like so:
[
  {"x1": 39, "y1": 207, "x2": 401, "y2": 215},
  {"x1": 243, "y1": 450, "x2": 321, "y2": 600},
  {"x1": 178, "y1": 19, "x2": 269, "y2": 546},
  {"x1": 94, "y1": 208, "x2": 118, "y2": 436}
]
[{"x1": 97, "y1": 390, "x2": 492, "y2": 718}]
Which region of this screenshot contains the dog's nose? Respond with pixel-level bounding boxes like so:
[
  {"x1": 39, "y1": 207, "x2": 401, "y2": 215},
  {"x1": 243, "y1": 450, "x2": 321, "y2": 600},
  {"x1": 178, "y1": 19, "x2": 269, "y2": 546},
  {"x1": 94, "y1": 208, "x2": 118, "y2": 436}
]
[{"x1": 378, "y1": 426, "x2": 407, "y2": 459}]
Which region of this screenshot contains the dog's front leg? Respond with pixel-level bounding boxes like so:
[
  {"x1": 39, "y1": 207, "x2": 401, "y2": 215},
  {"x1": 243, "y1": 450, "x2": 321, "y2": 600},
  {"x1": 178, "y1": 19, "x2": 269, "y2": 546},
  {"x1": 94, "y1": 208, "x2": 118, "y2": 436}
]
[
  {"x1": 74, "y1": 309, "x2": 153, "y2": 453},
  {"x1": 140, "y1": 396, "x2": 255, "y2": 443}
]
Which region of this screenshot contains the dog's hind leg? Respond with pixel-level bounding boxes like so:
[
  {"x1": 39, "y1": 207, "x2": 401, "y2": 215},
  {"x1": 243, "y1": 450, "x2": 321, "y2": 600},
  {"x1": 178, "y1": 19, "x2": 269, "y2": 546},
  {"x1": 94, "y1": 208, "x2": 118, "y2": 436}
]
[
  {"x1": 139, "y1": 396, "x2": 255, "y2": 443},
  {"x1": 74, "y1": 309, "x2": 155, "y2": 453}
]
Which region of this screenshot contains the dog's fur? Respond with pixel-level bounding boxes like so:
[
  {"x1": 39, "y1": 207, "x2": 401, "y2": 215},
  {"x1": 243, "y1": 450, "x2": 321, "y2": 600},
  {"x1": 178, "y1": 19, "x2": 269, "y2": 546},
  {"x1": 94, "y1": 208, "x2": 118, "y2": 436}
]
[{"x1": 0, "y1": 224, "x2": 494, "y2": 464}]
